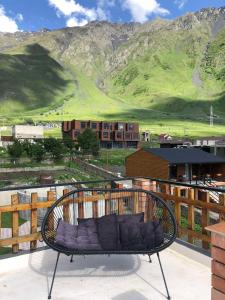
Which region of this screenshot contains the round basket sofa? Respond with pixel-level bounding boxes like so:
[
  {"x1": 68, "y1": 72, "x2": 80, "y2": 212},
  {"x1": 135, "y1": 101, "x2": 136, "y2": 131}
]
[{"x1": 41, "y1": 188, "x2": 177, "y2": 299}]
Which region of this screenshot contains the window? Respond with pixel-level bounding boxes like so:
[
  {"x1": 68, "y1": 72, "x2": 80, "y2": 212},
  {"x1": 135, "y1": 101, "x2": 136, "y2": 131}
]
[
  {"x1": 128, "y1": 124, "x2": 134, "y2": 131},
  {"x1": 117, "y1": 132, "x2": 122, "y2": 139},
  {"x1": 103, "y1": 123, "x2": 109, "y2": 130},
  {"x1": 81, "y1": 122, "x2": 86, "y2": 129},
  {"x1": 91, "y1": 123, "x2": 97, "y2": 129},
  {"x1": 118, "y1": 123, "x2": 124, "y2": 130},
  {"x1": 103, "y1": 132, "x2": 109, "y2": 138}
]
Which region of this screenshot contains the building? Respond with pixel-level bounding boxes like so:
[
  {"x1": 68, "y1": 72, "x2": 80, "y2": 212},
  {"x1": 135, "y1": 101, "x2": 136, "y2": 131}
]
[
  {"x1": 62, "y1": 120, "x2": 140, "y2": 148},
  {"x1": 141, "y1": 131, "x2": 151, "y2": 142},
  {"x1": 12, "y1": 125, "x2": 44, "y2": 139},
  {"x1": 0, "y1": 136, "x2": 13, "y2": 148},
  {"x1": 125, "y1": 148, "x2": 225, "y2": 181}
]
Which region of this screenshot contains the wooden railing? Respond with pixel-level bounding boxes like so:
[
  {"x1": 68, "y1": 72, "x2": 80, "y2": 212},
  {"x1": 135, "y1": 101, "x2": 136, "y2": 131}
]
[
  {"x1": 148, "y1": 181, "x2": 225, "y2": 249},
  {"x1": 1, "y1": 177, "x2": 225, "y2": 253}
]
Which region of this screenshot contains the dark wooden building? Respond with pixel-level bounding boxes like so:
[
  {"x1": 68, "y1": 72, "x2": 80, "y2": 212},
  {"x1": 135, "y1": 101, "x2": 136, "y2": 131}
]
[
  {"x1": 62, "y1": 119, "x2": 140, "y2": 148},
  {"x1": 126, "y1": 148, "x2": 225, "y2": 181}
]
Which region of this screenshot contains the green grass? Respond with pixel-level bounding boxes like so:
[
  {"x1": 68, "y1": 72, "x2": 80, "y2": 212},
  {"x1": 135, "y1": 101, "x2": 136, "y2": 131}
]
[
  {"x1": 1, "y1": 212, "x2": 26, "y2": 228},
  {"x1": 90, "y1": 149, "x2": 136, "y2": 167},
  {"x1": 0, "y1": 247, "x2": 11, "y2": 255}
]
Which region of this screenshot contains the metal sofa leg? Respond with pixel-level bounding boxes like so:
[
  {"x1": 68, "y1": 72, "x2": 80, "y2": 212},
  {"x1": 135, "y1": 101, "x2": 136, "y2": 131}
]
[
  {"x1": 70, "y1": 255, "x2": 74, "y2": 263},
  {"x1": 48, "y1": 252, "x2": 60, "y2": 299},
  {"x1": 156, "y1": 252, "x2": 171, "y2": 300},
  {"x1": 148, "y1": 254, "x2": 152, "y2": 263}
]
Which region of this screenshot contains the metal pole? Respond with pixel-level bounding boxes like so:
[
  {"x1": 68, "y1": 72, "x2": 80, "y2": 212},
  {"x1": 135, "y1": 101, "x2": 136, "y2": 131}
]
[
  {"x1": 157, "y1": 252, "x2": 171, "y2": 300},
  {"x1": 48, "y1": 252, "x2": 60, "y2": 299}
]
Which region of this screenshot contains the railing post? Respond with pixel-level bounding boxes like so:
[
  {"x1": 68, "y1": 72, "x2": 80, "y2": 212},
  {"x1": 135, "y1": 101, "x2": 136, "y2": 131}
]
[
  {"x1": 133, "y1": 178, "x2": 151, "y2": 221},
  {"x1": 63, "y1": 189, "x2": 70, "y2": 222},
  {"x1": 174, "y1": 187, "x2": 181, "y2": 238},
  {"x1": 30, "y1": 193, "x2": 38, "y2": 251},
  {"x1": 202, "y1": 191, "x2": 210, "y2": 249},
  {"x1": 92, "y1": 191, "x2": 98, "y2": 218},
  {"x1": 105, "y1": 183, "x2": 111, "y2": 215},
  {"x1": 12, "y1": 194, "x2": 19, "y2": 253},
  {"x1": 78, "y1": 191, "x2": 84, "y2": 219},
  {"x1": 47, "y1": 191, "x2": 55, "y2": 231},
  {"x1": 116, "y1": 183, "x2": 125, "y2": 215},
  {"x1": 187, "y1": 188, "x2": 195, "y2": 244}
]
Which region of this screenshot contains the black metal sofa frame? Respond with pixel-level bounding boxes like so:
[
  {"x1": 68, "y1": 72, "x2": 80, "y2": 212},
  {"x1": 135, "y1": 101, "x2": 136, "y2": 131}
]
[{"x1": 41, "y1": 188, "x2": 177, "y2": 299}]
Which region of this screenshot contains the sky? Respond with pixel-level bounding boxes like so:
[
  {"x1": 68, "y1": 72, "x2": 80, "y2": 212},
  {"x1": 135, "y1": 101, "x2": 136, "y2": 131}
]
[{"x1": 0, "y1": 0, "x2": 225, "y2": 33}]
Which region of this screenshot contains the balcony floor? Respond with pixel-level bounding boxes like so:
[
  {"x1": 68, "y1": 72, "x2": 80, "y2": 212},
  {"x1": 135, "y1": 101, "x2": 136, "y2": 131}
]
[{"x1": 0, "y1": 242, "x2": 211, "y2": 300}]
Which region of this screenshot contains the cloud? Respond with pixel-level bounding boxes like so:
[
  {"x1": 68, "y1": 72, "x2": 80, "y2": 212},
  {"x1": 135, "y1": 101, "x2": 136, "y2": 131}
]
[
  {"x1": 66, "y1": 16, "x2": 88, "y2": 27},
  {"x1": 16, "y1": 13, "x2": 23, "y2": 22},
  {"x1": 122, "y1": 0, "x2": 169, "y2": 23},
  {"x1": 0, "y1": 5, "x2": 19, "y2": 33},
  {"x1": 174, "y1": 0, "x2": 187, "y2": 9},
  {"x1": 49, "y1": 0, "x2": 108, "y2": 27}
]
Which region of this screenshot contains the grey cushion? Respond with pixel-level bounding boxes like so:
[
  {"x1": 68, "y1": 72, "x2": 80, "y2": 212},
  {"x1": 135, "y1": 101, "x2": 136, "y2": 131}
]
[
  {"x1": 153, "y1": 220, "x2": 164, "y2": 247},
  {"x1": 55, "y1": 220, "x2": 78, "y2": 249},
  {"x1": 55, "y1": 219, "x2": 102, "y2": 250},
  {"x1": 97, "y1": 214, "x2": 118, "y2": 250},
  {"x1": 117, "y1": 212, "x2": 144, "y2": 224},
  {"x1": 119, "y1": 222, "x2": 146, "y2": 250}
]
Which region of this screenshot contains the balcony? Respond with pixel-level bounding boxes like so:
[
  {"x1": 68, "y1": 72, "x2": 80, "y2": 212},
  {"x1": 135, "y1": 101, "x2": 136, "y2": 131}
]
[
  {"x1": 0, "y1": 241, "x2": 210, "y2": 300},
  {"x1": 0, "y1": 177, "x2": 224, "y2": 299}
]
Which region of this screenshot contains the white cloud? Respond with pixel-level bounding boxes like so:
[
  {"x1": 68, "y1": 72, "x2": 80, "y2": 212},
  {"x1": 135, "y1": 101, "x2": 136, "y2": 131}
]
[
  {"x1": 174, "y1": 0, "x2": 187, "y2": 9},
  {"x1": 0, "y1": 5, "x2": 19, "y2": 33},
  {"x1": 49, "y1": 0, "x2": 110, "y2": 27},
  {"x1": 66, "y1": 16, "x2": 88, "y2": 27},
  {"x1": 16, "y1": 13, "x2": 23, "y2": 22},
  {"x1": 122, "y1": 0, "x2": 169, "y2": 23}
]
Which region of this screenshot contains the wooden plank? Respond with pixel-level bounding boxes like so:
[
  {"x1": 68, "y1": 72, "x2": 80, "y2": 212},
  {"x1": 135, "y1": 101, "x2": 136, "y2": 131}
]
[
  {"x1": 0, "y1": 192, "x2": 134, "y2": 213},
  {"x1": 187, "y1": 189, "x2": 195, "y2": 244},
  {"x1": 174, "y1": 187, "x2": 181, "y2": 237},
  {"x1": 92, "y1": 191, "x2": 98, "y2": 218},
  {"x1": 47, "y1": 191, "x2": 55, "y2": 231},
  {"x1": 12, "y1": 194, "x2": 19, "y2": 253},
  {"x1": 133, "y1": 191, "x2": 139, "y2": 213},
  {"x1": 0, "y1": 232, "x2": 41, "y2": 247},
  {"x1": 63, "y1": 189, "x2": 70, "y2": 222},
  {"x1": 30, "y1": 193, "x2": 38, "y2": 250},
  {"x1": 179, "y1": 227, "x2": 211, "y2": 243},
  {"x1": 105, "y1": 184, "x2": 111, "y2": 215},
  {"x1": 202, "y1": 191, "x2": 210, "y2": 249},
  {"x1": 78, "y1": 191, "x2": 84, "y2": 219},
  {"x1": 154, "y1": 192, "x2": 225, "y2": 214}
]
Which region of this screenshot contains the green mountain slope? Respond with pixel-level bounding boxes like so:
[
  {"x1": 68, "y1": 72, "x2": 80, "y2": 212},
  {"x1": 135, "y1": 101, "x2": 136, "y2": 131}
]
[{"x1": 0, "y1": 7, "x2": 225, "y2": 136}]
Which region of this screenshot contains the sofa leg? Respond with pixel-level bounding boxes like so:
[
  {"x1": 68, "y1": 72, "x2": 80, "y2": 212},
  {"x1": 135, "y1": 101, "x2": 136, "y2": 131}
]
[
  {"x1": 48, "y1": 252, "x2": 60, "y2": 299},
  {"x1": 70, "y1": 255, "x2": 74, "y2": 263},
  {"x1": 156, "y1": 252, "x2": 171, "y2": 300},
  {"x1": 148, "y1": 254, "x2": 152, "y2": 263}
]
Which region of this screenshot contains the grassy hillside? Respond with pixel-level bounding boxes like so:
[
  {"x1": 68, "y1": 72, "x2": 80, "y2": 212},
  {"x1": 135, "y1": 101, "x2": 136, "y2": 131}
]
[{"x1": 0, "y1": 10, "x2": 225, "y2": 137}]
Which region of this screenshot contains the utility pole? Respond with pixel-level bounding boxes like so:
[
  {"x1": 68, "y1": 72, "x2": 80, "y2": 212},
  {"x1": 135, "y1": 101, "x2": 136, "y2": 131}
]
[{"x1": 210, "y1": 105, "x2": 214, "y2": 127}]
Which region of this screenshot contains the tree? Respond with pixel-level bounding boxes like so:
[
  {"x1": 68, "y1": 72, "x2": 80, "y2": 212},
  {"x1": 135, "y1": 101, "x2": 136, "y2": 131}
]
[
  {"x1": 30, "y1": 143, "x2": 45, "y2": 162},
  {"x1": 43, "y1": 137, "x2": 65, "y2": 161},
  {"x1": 77, "y1": 128, "x2": 100, "y2": 156},
  {"x1": 7, "y1": 139, "x2": 23, "y2": 164}
]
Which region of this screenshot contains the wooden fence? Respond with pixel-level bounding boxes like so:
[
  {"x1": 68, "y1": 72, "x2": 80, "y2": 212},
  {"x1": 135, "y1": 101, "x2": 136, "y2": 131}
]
[{"x1": 0, "y1": 179, "x2": 225, "y2": 253}]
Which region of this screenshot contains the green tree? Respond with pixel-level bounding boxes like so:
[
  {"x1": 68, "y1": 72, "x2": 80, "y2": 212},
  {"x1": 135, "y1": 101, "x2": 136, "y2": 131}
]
[
  {"x1": 43, "y1": 137, "x2": 64, "y2": 161},
  {"x1": 77, "y1": 128, "x2": 100, "y2": 156},
  {"x1": 30, "y1": 143, "x2": 45, "y2": 162},
  {"x1": 7, "y1": 139, "x2": 23, "y2": 164}
]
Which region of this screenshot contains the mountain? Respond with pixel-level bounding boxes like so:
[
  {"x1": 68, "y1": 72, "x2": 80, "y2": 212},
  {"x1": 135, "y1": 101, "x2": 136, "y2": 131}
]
[{"x1": 1, "y1": 7, "x2": 225, "y2": 136}]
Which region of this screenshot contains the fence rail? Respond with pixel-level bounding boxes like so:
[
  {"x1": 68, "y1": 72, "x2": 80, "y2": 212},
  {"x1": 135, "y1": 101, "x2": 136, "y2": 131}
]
[{"x1": 0, "y1": 177, "x2": 225, "y2": 253}]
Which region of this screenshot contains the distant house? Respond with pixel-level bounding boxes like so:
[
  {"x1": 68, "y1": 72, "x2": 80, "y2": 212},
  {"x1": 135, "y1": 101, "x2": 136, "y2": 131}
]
[
  {"x1": 125, "y1": 148, "x2": 225, "y2": 181},
  {"x1": 0, "y1": 136, "x2": 13, "y2": 148},
  {"x1": 62, "y1": 119, "x2": 140, "y2": 148},
  {"x1": 12, "y1": 125, "x2": 44, "y2": 139}
]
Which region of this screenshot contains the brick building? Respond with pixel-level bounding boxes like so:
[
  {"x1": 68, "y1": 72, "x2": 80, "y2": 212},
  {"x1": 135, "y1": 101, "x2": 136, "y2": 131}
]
[{"x1": 62, "y1": 120, "x2": 140, "y2": 148}]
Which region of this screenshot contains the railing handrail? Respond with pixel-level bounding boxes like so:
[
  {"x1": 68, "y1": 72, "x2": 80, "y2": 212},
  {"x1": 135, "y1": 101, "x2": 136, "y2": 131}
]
[{"x1": 1, "y1": 176, "x2": 225, "y2": 193}]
